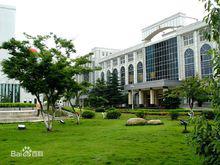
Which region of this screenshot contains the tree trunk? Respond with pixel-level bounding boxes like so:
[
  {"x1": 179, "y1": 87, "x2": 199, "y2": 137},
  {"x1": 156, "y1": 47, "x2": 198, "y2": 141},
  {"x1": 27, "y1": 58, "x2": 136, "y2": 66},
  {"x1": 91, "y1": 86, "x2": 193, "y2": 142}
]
[{"x1": 68, "y1": 99, "x2": 80, "y2": 125}]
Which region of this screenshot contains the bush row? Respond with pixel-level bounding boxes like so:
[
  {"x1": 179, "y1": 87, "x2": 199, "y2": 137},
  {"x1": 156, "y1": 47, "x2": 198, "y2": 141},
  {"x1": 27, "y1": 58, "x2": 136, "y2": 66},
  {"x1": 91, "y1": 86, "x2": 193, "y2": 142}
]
[{"x1": 0, "y1": 103, "x2": 35, "y2": 107}]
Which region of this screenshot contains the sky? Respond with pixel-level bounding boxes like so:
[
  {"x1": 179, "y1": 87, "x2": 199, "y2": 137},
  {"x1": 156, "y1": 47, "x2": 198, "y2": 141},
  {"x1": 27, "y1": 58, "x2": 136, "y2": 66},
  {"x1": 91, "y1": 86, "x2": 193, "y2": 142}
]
[{"x1": 1, "y1": 0, "x2": 206, "y2": 57}]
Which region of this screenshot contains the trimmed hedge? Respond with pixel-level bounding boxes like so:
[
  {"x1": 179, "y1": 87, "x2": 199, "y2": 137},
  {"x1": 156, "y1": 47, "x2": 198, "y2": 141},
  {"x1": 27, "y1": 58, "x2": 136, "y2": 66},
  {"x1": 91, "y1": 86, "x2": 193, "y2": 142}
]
[
  {"x1": 135, "y1": 111, "x2": 145, "y2": 118},
  {"x1": 0, "y1": 103, "x2": 35, "y2": 107},
  {"x1": 106, "y1": 110, "x2": 121, "y2": 119},
  {"x1": 170, "y1": 111, "x2": 179, "y2": 120},
  {"x1": 82, "y1": 110, "x2": 95, "y2": 119}
]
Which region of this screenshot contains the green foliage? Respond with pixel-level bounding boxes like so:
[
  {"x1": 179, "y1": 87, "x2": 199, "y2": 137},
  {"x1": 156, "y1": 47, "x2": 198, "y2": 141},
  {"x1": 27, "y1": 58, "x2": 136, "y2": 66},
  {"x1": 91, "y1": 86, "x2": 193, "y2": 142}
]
[
  {"x1": 189, "y1": 1, "x2": 220, "y2": 165},
  {"x1": 190, "y1": 115, "x2": 220, "y2": 165},
  {"x1": 88, "y1": 78, "x2": 109, "y2": 108},
  {"x1": 106, "y1": 107, "x2": 116, "y2": 111},
  {"x1": 106, "y1": 73, "x2": 124, "y2": 107},
  {"x1": 0, "y1": 103, "x2": 35, "y2": 107},
  {"x1": 135, "y1": 111, "x2": 145, "y2": 118},
  {"x1": 169, "y1": 111, "x2": 179, "y2": 120},
  {"x1": 88, "y1": 72, "x2": 125, "y2": 108},
  {"x1": 161, "y1": 90, "x2": 181, "y2": 109},
  {"x1": 201, "y1": 110, "x2": 215, "y2": 120},
  {"x1": 0, "y1": 33, "x2": 93, "y2": 131},
  {"x1": 106, "y1": 110, "x2": 121, "y2": 119},
  {"x1": 95, "y1": 107, "x2": 105, "y2": 112},
  {"x1": 173, "y1": 76, "x2": 208, "y2": 110},
  {"x1": 81, "y1": 110, "x2": 95, "y2": 119}
]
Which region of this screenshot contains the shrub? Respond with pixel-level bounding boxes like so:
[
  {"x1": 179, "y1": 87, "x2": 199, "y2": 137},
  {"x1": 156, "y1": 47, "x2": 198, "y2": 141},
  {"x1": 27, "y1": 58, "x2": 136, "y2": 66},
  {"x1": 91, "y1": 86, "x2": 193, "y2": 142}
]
[
  {"x1": 170, "y1": 111, "x2": 179, "y2": 120},
  {"x1": 95, "y1": 107, "x2": 105, "y2": 112},
  {"x1": 82, "y1": 110, "x2": 95, "y2": 119},
  {"x1": 161, "y1": 90, "x2": 181, "y2": 109},
  {"x1": 0, "y1": 103, "x2": 35, "y2": 107},
  {"x1": 135, "y1": 111, "x2": 145, "y2": 118},
  {"x1": 201, "y1": 110, "x2": 215, "y2": 120},
  {"x1": 106, "y1": 110, "x2": 121, "y2": 119}
]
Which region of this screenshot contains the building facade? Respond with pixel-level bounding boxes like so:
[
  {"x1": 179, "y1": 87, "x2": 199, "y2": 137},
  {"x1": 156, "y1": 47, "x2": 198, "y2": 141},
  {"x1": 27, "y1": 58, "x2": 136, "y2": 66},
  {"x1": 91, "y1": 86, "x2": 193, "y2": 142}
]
[
  {"x1": 0, "y1": 5, "x2": 36, "y2": 103},
  {"x1": 79, "y1": 13, "x2": 214, "y2": 107}
]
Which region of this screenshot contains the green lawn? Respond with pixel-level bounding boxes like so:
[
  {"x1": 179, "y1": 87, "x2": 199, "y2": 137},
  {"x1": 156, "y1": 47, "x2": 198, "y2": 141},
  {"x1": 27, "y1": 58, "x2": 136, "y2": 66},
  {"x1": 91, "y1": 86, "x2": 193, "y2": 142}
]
[{"x1": 0, "y1": 113, "x2": 202, "y2": 165}]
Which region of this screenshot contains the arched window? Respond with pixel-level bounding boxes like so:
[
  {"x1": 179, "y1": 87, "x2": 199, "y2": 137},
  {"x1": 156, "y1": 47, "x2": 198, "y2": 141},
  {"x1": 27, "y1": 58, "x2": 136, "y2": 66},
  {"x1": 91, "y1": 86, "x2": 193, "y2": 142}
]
[
  {"x1": 101, "y1": 72, "x2": 105, "y2": 80},
  {"x1": 113, "y1": 69, "x2": 118, "y2": 78},
  {"x1": 184, "y1": 48, "x2": 195, "y2": 78},
  {"x1": 128, "y1": 64, "x2": 134, "y2": 84},
  {"x1": 120, "y1": 67, "x2": 125, "y2": 86},
  {"x1": 107, "y1": 70, "x2": 111, "y2": 83},
  {"x1": 201, "y1": 44, "x2": 212, "y2": 77},
  {"x1": 137, "y1": 62, "x2": 143, "y2": 83}
]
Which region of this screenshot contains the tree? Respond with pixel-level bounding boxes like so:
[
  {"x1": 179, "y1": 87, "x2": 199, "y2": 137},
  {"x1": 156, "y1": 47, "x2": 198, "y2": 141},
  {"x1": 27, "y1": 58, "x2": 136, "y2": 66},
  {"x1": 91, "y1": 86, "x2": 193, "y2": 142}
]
[
  {"x1": 88, "y1": 78, "x2": 109, "y2": 108},
  {"x1": 173, "y1": 76, "x2": 206, "y2": 112},
  {"x1": 161, "y1": 89, "x2": 181, "y2": 109},
  {"x1": 0, "y1": 33, "x2": 93, "y2": 131},
  {"x1": 64, "y1": 80, "x2": 91, "y2": 125},
  {"x1": 106, "y1": 73, "x2": 124, "y2": 107},
  {"x1": 189, "y1": 1, "x2": 220, "y2": 164}
]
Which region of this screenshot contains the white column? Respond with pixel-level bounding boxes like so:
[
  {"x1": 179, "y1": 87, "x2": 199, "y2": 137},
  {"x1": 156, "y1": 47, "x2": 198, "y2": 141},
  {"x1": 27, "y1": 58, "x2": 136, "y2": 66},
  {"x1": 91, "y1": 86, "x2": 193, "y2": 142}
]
[
  {"x1": 194, "y1": 31, "x2": 201, "y2": 77},
  {"x1": 133, "y1": 52, "x2": 137, "y2": 84},
  {"x1": 128, "y1": 91, "x2": 132, "y2": 105},
  {"x1": 125, "y1": 55, "x2": 128, "y2": 85},
  {"x1": 150, "y1": 89, "x2": 155, "y2": 105},
  {"x1": 142, "y1": 48, "x2": 147, "y2": 82},
  {"x1": 138, "y1": 90, "x2": 144, "y2": 105}
]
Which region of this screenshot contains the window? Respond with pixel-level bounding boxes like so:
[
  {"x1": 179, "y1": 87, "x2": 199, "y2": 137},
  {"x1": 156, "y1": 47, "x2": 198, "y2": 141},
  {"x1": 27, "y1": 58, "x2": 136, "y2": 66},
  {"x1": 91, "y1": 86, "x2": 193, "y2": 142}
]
[
  {"x1": 146, "y1": 37, "x2": 178, "y2": 81},
  {"x1": 128, "y1": 64, "x2": 134, "y2": 84},
  {"x1": 199, "y1": 29, "x2": 206, "y2": 42},
  {"x1": 128, "y1": 53, "x2": 134, "y2": 62},
  {"x1": 101, "y1": 72, "x2": 105, "y2": 80},
  {"x1": 201, "y1": 44, "x2": 212, "y2": 77},
  {"x1": 120, "y1": 56, "x2": 125, "y2": 64},
  {"x1": 107, "y1": 70, "x2": 111, "y2": 83},
  {"x1": 102, "y1": 52, "x2": 105, "y2": 56},
  {"x1": 184, "y1": 48, "x2": 195, "y2": 78},
  {"x1": 0, "y1": 83, "x2": 20, "y2": 102},
  {"x1": 113, "y1": 69, "x2": 118, "y2": 78},
  {"x1": 137, "y1": 62, "x2": 143, "y2": 83},
  {"x1": 106, "y1": 61, "x2": 111, "y2": 68},
  {"x1": 120, "y1": 67, "x2": 125, "y2": 86},
  {"x1": 183, "y1": 33, "x2": 194, "y2": 46},
  {"x1": 113, "y1": 58, "x2": 118, "y2": 66}
]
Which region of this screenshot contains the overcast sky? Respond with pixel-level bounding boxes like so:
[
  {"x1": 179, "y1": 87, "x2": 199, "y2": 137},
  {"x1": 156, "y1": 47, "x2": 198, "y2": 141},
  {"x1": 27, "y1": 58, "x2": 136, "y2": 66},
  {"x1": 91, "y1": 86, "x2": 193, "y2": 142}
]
[{"x1": 1, "y1": 0, "x2": 205, "y2": 57}]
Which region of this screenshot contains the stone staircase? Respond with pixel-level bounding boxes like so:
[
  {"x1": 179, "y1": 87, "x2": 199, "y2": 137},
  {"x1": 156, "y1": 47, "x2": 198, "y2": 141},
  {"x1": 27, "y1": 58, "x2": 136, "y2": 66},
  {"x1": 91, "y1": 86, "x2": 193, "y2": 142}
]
[{"x1": 0, "y1": 110, "x2": 43, "y2": 123}]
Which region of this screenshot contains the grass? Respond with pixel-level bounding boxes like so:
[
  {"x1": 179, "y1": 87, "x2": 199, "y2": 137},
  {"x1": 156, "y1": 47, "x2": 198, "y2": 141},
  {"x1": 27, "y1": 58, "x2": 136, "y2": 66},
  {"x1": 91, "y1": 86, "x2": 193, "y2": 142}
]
[{"x1": 0, "y1": 113, "x2": 202, "y2": 165}]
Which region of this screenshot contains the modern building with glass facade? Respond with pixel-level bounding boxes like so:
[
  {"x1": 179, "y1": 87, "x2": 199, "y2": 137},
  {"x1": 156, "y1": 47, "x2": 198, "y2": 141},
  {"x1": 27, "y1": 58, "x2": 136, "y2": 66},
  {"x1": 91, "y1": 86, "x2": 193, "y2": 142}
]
[{"x1": 77, "y1": 12, "x2": 215, "y2": 107}]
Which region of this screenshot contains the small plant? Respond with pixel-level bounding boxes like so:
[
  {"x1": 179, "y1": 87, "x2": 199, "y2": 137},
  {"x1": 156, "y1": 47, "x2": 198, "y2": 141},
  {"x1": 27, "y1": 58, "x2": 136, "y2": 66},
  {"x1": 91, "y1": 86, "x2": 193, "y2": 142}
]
[
  {"x1": 135, "y1": 111, "x2": 145, "y2": 118},
  {"x1": 106, "y1": 110, "x2": 121, "y2": 119},
  {"x1": 170, "y1": 111, "x2": 179, "y2": 120},
  {"x1": 81, "y1": 110, "x2": 95, "y2": 119},
  {"x1": 201, "y1": 110, "x2": 215, "y2": 120},
  {"x1": 95, "y1": 107, "x2": 105, "y2": 112}
]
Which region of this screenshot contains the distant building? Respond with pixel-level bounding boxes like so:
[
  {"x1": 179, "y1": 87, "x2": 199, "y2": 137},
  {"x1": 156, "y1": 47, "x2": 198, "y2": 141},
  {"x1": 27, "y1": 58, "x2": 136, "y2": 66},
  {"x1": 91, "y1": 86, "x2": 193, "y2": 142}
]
[
  {"x1": 0, "y1": 5, "x2": 36, "y2": 103},
  {"x1": 77, "y1": 13, "x2": 214, "y2": 107}
]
